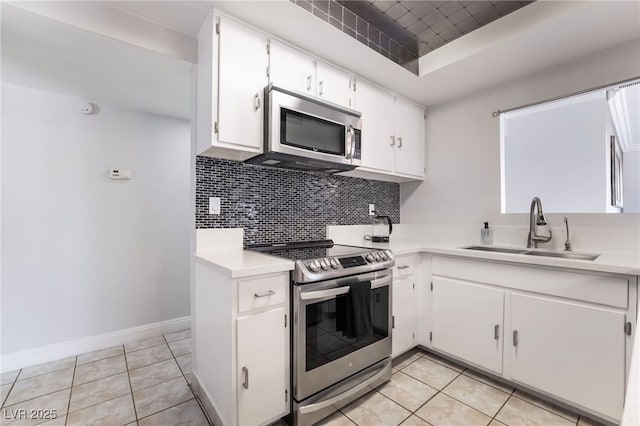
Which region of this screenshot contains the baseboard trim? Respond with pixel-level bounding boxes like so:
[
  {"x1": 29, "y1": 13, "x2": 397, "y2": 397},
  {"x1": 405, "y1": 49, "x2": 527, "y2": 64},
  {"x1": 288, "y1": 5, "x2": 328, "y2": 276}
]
[
  {"x1": 191, "y1": 370, "x2": 224, "y2": 426},
  {"x1": 1, "y1": 316, "x2": 191, "y2": 372}
]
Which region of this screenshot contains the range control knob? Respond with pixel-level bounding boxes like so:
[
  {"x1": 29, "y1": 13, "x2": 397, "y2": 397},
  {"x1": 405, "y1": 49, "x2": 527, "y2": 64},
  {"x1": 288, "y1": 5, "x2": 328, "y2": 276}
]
[
  {"x1": 330, "y1": 258, "x2": 339, "y2": 269},
  {"x1": 373, "y1": 252, "x2": 381, "y2": 261},
  {"x1": 365, "y1": 253, "x2": 374, "y2": 262},
  {"x1": 380, "y1": 252, "x2": 388, "y2": 261},
  {"x1": 320, "y1": 259, "x2": 330, "y2": 271},
  {"x1": 309, "y1": 260, "x2": 320, "y2": 272}
]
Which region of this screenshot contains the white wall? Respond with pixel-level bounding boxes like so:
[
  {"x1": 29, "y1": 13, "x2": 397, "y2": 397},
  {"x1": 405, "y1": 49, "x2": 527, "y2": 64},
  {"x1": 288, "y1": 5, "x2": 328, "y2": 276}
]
[
  {"x1": 401, "y1": 39, "x2": 640, "y2": 250},
  {"x1": 1, "y1": 83, "x2": 191, "y2": 354},
  {"x1": 624, "y1": 150, "x2": 640, "y2": 213}
]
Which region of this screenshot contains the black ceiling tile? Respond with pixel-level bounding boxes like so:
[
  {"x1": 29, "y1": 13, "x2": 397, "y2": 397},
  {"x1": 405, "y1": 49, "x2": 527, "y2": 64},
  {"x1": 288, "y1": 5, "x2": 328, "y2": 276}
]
[
  {"x1": 313, "y1": 7, "x2": 329, "y2": 21},
  {"x1": 343, "y1": 7, "x2": 357, "y2": 30},
  {"x1": 465, "y1": 1, "x2": 490, "y2": 14},
  {"x1": 369, "y1": 25, "x2": 381, "y2": 44},
  {"x1": 422, "y1": 9, "x2": 447, "y2": 26},
  {"x1": 406, "y1": 19, "x2": 427, "y2": 35},
  {"x1": 438, "y1": 25, "x2": 463, "y2": 42},
  {"x1": 396, "y1": 11, "x2": 419, "y2": 28},
  {"x1": 329, "y1": 1, "x2": 343, "y2": 21},
  {"x1": 314, "y1": 0, "x2": 329, "y2": 13},
  {"x1": 410, "y1": 2, "x2": 437, "y2": 19},
  {"x1": 372, "y1": 0, "x2": 395, "y2": 12},
  {"x1": 385, "y1": 2, "x2": 409, "y2": 20},
  {"x1": 448, "y1": 7, "x2": 471, "y2": 25},
  {"x1": 438, "y1": 1, "x2": 463, "y2": 17},
  {"x1": 357, "y1": 16, "x2": 369, "y2": 35},
  {"x1": 429, "y1": 16, "x2": 451, "y2": 33},
  {"x1": 380, "y1": 32, "x2": 390, "y2": 50}
]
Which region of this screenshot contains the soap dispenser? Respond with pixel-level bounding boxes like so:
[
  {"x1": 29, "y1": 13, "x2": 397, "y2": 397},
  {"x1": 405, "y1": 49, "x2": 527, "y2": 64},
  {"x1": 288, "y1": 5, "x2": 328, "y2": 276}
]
[{"x1": 481, "y1": 222, "x2": 493, "y2": 245}]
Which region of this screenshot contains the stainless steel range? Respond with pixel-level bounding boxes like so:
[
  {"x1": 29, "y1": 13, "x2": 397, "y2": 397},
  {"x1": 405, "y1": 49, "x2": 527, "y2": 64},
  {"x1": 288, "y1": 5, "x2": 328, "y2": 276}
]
[{"x1": 248, "y1": 240, "x2": 394, "y2": 425}]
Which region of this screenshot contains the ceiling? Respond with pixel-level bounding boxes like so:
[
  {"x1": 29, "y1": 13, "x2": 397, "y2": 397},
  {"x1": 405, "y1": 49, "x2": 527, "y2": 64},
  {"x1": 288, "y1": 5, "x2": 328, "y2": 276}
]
[{"x1": 3, "y1": 1, "x2": 639, "y2": 119}]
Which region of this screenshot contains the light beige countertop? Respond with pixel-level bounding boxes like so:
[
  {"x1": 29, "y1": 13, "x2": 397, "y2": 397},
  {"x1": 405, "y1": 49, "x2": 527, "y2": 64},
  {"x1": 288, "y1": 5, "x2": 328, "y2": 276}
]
[
  {"x1": 334, "y1": 237, "x2": 640, "y2": 276},
  {"x1": 194, "y1": 249, "x2": 294, "y2": 278}
]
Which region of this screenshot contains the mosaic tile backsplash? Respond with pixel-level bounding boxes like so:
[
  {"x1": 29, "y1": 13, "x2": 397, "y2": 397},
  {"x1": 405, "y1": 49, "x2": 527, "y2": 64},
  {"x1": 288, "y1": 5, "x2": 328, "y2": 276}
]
[{"x1": 196, "y1": 157, "x2": 400, "y2": 245}]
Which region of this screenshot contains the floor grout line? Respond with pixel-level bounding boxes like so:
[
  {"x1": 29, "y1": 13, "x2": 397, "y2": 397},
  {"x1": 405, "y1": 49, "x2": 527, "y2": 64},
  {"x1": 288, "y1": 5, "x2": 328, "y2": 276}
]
[
  {"x1": 123, "y1": 344, "x2": 140, "y2": 424},
  {"x1": 63, "y1": 356, "x2": 78, "y2": 426},
  {"x1": 488, "y1": 387, "x2": 516, "y2": 425}
]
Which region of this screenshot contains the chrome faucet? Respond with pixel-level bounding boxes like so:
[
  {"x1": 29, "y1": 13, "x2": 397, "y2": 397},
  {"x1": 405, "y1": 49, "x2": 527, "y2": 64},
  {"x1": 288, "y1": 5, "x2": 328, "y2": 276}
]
[
  {"x1": 563, "y1": 217, "x2": 572, "y2": 251},
  {"x1": 527, "y1": 197, "x2": 552, "y2": 248}
]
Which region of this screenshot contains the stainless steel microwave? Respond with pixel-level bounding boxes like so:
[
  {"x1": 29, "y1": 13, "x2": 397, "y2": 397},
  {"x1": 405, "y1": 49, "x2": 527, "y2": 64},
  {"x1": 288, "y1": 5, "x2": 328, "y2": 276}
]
[{"x1": 245, "y1": 84, "x2": 362, "y2": 173}]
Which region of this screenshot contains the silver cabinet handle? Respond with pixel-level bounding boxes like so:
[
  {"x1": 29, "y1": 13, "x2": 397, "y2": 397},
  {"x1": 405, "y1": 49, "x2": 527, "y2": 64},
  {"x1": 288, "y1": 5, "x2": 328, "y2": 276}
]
[
  {"x1": 494, "y1": 324, "x2": 500, "y2": 340},
  {"x1": 397, "y1": 137, "x2": 403, "y2": 148},
  {"x1": 254, "y1": 93, "x2": 261, "y2": 111},
  {"x1": 390, "y1": 136, "x2": 395, "y2": 147},
  {"x1": 513, "y1": 330, "x2": 518, "y2": 347},
  {"x1": 306, "y1": 75, "x2": 313, "y2": 91},
  {"x1": 397, "y1": 265, "x2": 410, "y2": 270},
  {"x1": 254, "y1": 290, "x2": 275, "y2": 298},
  {"x1": 319, "y1": 80, "x2": 324, "y2": 96},
  {"x1": 392, "y1": 315, "x2": 395, "y2": 329},
  {"x1": 242, "y1": 366, "x2": 249, "y2": 389}
]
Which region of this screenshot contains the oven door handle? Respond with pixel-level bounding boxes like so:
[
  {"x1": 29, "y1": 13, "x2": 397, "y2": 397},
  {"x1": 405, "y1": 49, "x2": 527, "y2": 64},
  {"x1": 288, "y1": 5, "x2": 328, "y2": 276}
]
[
  {"x1": 298, "y1": 360, "x2": 389, "y2": 415},
  {"x1": 299, "y1": 275, "x2": 391, "y2": 301}
]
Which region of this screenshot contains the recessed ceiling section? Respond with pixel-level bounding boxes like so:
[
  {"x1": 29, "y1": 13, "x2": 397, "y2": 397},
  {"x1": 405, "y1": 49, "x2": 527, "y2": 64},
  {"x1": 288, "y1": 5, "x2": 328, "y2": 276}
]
[{"x1": 292, "y1": 0, "x2": 534, "y2": 74}]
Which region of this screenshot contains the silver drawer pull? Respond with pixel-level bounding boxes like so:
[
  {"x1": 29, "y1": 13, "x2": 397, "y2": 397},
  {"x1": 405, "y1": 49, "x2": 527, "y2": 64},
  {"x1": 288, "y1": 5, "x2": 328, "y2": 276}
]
[
  {"x1": 397, "y1": 265, "x2": 410, "y2": 270},
  {"x1": 242, "y1": 366, "x2": 249, "y2": 389},
  {"x1": 494, "y1": 324, "x2": 500, "y2": 340},
  {"x1": 513, "y1": 330, "x2": 518, "y2": 347},
  {"x1": 254, "y1": 290, "x2": 276, "y2": 298}
]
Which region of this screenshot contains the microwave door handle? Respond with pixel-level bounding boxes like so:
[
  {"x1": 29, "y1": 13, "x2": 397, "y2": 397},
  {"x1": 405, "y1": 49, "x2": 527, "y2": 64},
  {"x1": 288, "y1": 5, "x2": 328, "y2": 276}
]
[
  {"x1": 300, "y1": 286, "x2": 349, "y2": 301},
  {"x1": 346, "y1": 125, "x2": 354, "y2": 159}
]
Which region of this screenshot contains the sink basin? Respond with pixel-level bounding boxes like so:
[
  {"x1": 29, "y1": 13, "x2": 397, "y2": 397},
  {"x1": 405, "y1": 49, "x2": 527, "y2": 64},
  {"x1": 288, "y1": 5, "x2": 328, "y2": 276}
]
[
  {"x1": 462, "y1": 246, "x2": 600, "y2": 261},
  {"x1": 463, "y1": 245, "x2": 528, "y2": 254},
  {"x1": 524, "y1": 251, "x2": 600, "y2": 261}
]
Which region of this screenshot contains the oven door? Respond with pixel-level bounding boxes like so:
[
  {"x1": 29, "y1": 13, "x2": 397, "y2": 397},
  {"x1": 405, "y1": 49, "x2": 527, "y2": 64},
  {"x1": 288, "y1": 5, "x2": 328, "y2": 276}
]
[
  {"x1": 293, "y1": 269, "x2": 391, "y2": 401},
  {"x1": 268, "y1": 85, "x2": 362, "y2": 167}
]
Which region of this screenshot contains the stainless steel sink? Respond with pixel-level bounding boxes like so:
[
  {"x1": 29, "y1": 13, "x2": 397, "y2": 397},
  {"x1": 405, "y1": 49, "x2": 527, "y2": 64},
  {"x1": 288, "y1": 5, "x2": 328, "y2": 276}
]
[
  {"x1": 463, "y1": 245, "x2": 528, "y2": 254},
  {"x1": 462, "y1": 246, "x2": 599, "y2": 261},
  {"x1": 524, "y1": 251, "x2": 600, "y2": 261}
]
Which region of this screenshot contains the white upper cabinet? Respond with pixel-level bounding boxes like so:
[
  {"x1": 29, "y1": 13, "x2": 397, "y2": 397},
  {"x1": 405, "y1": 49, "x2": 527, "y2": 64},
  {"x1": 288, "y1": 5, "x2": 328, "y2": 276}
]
[
  {"x1": 356, "y1": 79, "x2": 396, "y2": 173},
  {"x1": 395, "y1": 98, "x2": 426, "y2": 177},
  {"x1": 352, "y1": 80, "x2": 425, "y2": 180},
  {"x1": 196, "y1": 14, "x2": 268, "y2": 160},
  {"x1": 316, "y1": 61, "x2": 354, "y2": 108},
  {"x1": 269, "y1": 40, "x2": 316, "y2": 95}
]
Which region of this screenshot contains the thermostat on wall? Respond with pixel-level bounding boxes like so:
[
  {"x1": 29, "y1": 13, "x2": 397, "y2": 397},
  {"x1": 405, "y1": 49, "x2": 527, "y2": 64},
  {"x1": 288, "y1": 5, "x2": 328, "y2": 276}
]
[{"x1": 109, "y1": 168, "x2": 133, "y2": 180}]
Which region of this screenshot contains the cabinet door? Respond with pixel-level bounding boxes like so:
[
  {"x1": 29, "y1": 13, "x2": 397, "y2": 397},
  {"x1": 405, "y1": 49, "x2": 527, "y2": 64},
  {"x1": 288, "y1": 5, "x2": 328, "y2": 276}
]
[
  {"x1": 394, "y1": 98, "x2": 425, "y2": 177},
  {"x1": 431, "y1": 277, "x2": 504, "y2": 374},
  {"x1": 269, "y1": 40, "x2": 316, "y2": 95},
  {"x1": 237, "y1": 307, "x2": 287, "y2": 425},
  {"x1": 355, "y1": 80, "x2": 395, "y2": 173},
  {"x1": 316, "y1": 61, "x2": 353, "y2": 108},
  {"x1": 392, "y1": 276, "x2": 416, "y2": 357},
  {"x1": 511, "y1": 294, "x2": 626, "y2": 420},
  {"x1": 217, "y1": 16, "x2": 267, "y2": 151}
]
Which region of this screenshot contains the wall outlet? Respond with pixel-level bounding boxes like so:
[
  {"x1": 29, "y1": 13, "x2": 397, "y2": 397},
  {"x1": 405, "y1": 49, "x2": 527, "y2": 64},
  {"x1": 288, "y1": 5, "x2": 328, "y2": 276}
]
[
  {"x1": 209, "y1": 197, "x2": 221, "y2": 215},
  {"x1": 369, "y1": 204, "x2": 375, "y2": 216},
  {"x1": 109, "y1": 168, "x2": 132, "y2": 180}
]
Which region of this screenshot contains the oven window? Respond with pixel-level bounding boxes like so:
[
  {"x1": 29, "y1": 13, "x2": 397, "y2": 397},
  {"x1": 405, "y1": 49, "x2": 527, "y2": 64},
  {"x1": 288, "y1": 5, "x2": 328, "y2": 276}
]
[
  {"x1": 305, "y1": 286, "x2": 389, "y2": 372},
  {"x1": 281, "y1": 108, "x2": 345, "y2": 155}
]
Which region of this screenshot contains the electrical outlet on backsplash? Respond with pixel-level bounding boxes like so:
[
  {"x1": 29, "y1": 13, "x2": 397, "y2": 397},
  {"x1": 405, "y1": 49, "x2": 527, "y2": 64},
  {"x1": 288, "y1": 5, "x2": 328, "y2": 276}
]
[{"x1": 195, "y1": 156, "x2": 400, "y2": 245}]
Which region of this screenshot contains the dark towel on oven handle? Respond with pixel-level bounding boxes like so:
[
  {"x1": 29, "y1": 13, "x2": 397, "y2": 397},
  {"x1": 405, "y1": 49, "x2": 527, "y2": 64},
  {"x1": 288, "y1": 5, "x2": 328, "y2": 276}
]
[{"x1": 336, "y1": 280, "x2": 373, "y2": 340}]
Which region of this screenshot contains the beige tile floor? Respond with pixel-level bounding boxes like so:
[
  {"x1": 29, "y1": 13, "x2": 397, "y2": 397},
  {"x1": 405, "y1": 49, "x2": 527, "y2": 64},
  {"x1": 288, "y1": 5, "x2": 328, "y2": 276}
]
[
  {"x1": 0, "y1": 329, "x2": 210, "y2": 426},
  {"x1": 1, "y1": 340, "x2": 610, "y2": 426},
  {"x1": 319, "y1": 349, "x2": 609, "y2": 426}
]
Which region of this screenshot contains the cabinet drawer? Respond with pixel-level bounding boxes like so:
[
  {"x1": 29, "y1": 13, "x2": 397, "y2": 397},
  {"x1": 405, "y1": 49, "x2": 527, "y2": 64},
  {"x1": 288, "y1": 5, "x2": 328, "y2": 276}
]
[
  {"x1": 238, "y1": 273, "x2": 287, "y2": 313},
  {"x1": 393, "y1": 253, "x2": 420, "y2": 279}
]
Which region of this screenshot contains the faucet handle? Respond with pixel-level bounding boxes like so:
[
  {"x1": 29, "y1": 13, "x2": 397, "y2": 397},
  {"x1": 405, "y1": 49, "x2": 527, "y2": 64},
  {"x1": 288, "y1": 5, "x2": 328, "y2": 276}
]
[{"x1": 563, "y1": 217, "x2": 572, "y2": 251}]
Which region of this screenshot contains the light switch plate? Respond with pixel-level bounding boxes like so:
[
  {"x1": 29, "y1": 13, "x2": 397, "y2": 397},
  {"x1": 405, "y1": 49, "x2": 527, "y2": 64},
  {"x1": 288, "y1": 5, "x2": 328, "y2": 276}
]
[
  {"x1": 209, "y1": 197, "x2": 221, "y2": 215},
  {"x1": 369, "y1": 204, "x2": 375, "y2": 216}
]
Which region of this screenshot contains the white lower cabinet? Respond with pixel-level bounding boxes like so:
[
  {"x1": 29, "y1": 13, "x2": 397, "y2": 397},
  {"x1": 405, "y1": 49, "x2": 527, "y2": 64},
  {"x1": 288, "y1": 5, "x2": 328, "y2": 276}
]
[
  {"x1": 392, "y1": 254, "x2": 420, "y2": 357},
  {"x1": 237, "y1": 307, "x2": 288, "y2": 426},
  {"x1": 510, "y1": 293, "x2": 626, "y2": 420},
  {"x1": 430, "y1": 255, "x2": 636, "y2": 423},
  {"x1": 431, "y1": 277, "x2": 504, "y2": 374},
  {"x1": 193, "y1": 264, "x2": 290, "y2": 426}
]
